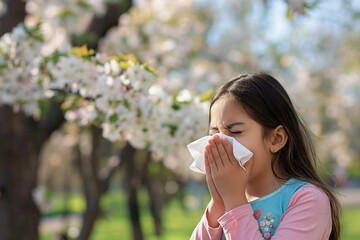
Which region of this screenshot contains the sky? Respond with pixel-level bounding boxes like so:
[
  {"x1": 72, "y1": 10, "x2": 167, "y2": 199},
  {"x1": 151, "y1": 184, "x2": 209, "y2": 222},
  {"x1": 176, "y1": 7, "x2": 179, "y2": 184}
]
[{"x1": 197, "y1": 0, "x2": 360, "y2": 46}]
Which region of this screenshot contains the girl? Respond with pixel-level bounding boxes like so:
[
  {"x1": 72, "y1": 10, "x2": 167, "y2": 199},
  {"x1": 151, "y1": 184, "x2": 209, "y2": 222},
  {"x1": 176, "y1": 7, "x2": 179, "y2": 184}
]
[{"x1": 190, "y1": 72, "x2": 340, "y2": 240}]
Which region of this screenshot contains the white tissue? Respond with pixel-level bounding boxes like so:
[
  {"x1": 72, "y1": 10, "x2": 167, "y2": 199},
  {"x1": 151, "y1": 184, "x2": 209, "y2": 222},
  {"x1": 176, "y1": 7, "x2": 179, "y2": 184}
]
[{"x1": 187, "y1": 133, "x2": 253, "y2": 174}]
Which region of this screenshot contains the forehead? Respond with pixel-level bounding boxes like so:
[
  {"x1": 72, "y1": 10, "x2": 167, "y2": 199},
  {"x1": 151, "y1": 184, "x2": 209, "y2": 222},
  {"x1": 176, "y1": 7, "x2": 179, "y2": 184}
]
[{"x1": 210, "y1": 95, "x2": 249, "y2": 125}]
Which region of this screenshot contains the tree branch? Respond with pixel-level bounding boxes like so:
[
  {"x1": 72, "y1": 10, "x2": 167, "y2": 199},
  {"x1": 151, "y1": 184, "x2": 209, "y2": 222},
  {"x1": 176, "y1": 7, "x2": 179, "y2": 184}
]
[
  {"x1": 72, "y1": 0, "x2": 133, "y2": 50},
  {"x1": 99, "y1": 154, "x2": 121, "y2": 192},
  {"x1": 36, "y1": 101, "x2": 65, "y2": 152}
]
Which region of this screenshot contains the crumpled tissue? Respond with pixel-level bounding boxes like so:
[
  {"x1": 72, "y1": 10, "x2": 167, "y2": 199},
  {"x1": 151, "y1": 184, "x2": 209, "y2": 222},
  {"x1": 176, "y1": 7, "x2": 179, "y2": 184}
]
[{"x1": 187, "y1": 133, "x2": 253, "y2": 174}]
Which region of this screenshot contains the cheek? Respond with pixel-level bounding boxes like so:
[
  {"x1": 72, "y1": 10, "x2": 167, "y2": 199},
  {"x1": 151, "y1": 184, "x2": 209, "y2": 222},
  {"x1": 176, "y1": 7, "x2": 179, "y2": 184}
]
[
  {"x1": 233, "y1": 135, "x2": 258, "y2": 153},
  {"x1": 233, "y1": 132, "x2": 270, "y2": 159},
  {"x1": 247, "y1": 148, "x2": 272, "y2": 181},
  {"x1": 235, "y1": 136, "x2": 270, "y2": 167}
]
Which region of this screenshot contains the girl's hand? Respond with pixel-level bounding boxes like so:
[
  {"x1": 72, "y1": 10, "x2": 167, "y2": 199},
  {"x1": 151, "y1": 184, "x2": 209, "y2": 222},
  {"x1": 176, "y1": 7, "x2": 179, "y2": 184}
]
[
  {"x1": 204, "y1": 151, "x2": 225, "y2": 227},
  {"x1": 205, "y1": 135, "x2": 250, "y2": 212}
]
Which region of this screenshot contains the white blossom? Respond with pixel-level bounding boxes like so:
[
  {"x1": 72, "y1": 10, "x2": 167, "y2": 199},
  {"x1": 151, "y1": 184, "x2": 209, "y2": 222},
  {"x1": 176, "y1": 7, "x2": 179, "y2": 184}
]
[
  {"x1": 99, "y1": 0, "x2": 216, "y2": 94},
  {"x1": 0, "y1": 24, "x2": 44, "y2": 118}
]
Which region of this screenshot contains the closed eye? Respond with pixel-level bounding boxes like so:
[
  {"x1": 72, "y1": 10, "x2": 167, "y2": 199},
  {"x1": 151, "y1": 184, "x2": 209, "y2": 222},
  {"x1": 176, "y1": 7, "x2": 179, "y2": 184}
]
[{"x1": 230, "y1": 131, "x2": 242, "y2": 135}]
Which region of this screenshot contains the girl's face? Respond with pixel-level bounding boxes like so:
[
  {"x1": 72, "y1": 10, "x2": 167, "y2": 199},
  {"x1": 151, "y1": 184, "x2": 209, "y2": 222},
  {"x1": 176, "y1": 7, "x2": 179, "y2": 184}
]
[{"x1": 209, "y1": 94, "x2": 274, "y2": 181}]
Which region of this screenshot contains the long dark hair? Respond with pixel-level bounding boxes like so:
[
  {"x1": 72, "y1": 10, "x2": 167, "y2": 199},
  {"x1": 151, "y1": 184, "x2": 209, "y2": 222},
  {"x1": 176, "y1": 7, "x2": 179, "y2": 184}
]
[{"x1": 210, "y1": 72, "x2": 340, "y2": 240}]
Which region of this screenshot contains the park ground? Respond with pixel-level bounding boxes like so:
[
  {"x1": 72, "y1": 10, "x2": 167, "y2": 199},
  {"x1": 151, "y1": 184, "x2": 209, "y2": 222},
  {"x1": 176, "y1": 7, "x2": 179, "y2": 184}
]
[{"x1": 40, "y1": 187, "x2": 360, "y2": 240}]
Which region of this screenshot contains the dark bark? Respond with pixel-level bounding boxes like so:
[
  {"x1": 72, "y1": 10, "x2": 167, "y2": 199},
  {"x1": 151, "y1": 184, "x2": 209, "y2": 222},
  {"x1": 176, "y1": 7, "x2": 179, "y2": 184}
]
[
  {"x1": 120, "y1": 148, "x2": 169, "y2": 240},
  {"x1": 75, "y1": 126, "x2": 122, "y2": 240},
  {"x1": 0, "y1": 104, "x2": 64, "y2": 240},
  {"x1": 121, "y1": 148, "x2": 167, "y2": 239},
  {"x1": 0, "y1": 3, "x2": 44, "y2": 238},
  {"x1": 99, "y1": 154, "x2": 121, "y2": 192},
  {"x1": 142, "y1": 153, "x2": 163, "y2": 236},
  {"x1": 72, "y1": 0, "x2": 133, "y2": 50},
  {"x1": 72, "y1": 1, "x2": 134, "y2": 238},
  {"x1": 0, "y1": 103, "x2": 65, "y2": 240},
  {"x1": 127, "y1": 185, "x2": 143, "y2": 240},
  {"x1": 0, "y1": 106, "x2": 40, "y2": 240},
  {"x1": 76, "y1": 126, "x2": 102, "y2": 240},
  {"x1": 121, "y1": 143, "x2": 144, "y2": 240},
  {"x1": 37, "y1": 102, "x2": 66, "y2": 149},
  {"x1": 0, "y1": 0, "x2": 134, "y2": 239},
  {"x1": 0, "y1": 0, "x2": 26, "y2": 36}
]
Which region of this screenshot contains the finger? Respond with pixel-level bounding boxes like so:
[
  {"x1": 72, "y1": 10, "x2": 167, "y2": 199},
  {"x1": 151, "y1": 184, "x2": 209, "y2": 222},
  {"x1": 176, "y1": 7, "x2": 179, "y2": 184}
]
[
  {"x1": 222, "y1": 138, "x2": 238, "y2": 165},
  {"x1": 209, "y1": 138, "x2": 225, "y2": 168},
  {"x1": 213, "y1": 136, "x2": 233, "y2": 165},
  {"x1": 204, "y1": 151, "x2": 211, "y2": 175},
  {"x1": 205, "y1": 144, "x2": 218, "y2": 171}
]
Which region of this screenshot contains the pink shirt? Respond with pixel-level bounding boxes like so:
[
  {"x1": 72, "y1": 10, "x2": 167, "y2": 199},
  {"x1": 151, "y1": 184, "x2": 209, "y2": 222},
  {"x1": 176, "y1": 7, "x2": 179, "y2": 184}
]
[{"x1": 190, "y1": 184, "x2": 332, "y2": 239}]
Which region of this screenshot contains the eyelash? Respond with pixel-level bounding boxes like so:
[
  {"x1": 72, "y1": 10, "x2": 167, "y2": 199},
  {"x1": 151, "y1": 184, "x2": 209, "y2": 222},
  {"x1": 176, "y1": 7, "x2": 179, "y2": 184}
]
[
  {"x1": 209, "y1": 129, "x2": 243, "y2": 135},
  {"x1": 209, "y1": 131, "x2": 242, "y2": 135},
  {"x1": 231, "y1": 131, "x2": 242, "y2": 134}
]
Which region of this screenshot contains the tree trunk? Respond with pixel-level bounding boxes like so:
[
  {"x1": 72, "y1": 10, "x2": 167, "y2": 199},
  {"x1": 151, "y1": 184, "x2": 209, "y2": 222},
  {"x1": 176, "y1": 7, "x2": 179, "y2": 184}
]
[
  {"x1": 0, "y1": 106, "x2": 40, "y2": 240},
  {"x1": 0, "y1": 0, "x2": 26, "y2": 36},
  {"x1": 142, "y1": 153, "x2": 163, "y2": 236},
  {"x1": 70, "y1": 2, "x2": 133, "y2": 236},
  {"x1": 0, "y1": 0, "x2": 134, "y2": 238},
  {"x1": 121, "y1": 143, "x2": 144, "y2": 240},
  {"x1": 127, "y1": 185, "x2": 143, "y2": 240},
  {"x1": 76, "y1": 126, "x2": 103, "y2": 240},
  {"x1": 75, "y1": 126, "x2": 122, "y2": 240},
  {"x1": 0, "y1": 2, "x2": 38, "y2": 237},
  {"x1": 122, "y1": 148, "x2": 168, "y2": 240},
  {"x1": 0, "y1": 102, "x2": 64, "y2": 240}
]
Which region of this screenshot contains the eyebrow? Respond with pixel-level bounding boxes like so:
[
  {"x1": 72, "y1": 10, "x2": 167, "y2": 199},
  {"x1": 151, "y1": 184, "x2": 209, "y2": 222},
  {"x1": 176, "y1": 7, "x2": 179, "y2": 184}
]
[
  {"x1": 210, "y1": 121, "x2": 244, "y2": 130},
  {"x1": 226, "y1": 121, "x2": 245, "y2": 129}
]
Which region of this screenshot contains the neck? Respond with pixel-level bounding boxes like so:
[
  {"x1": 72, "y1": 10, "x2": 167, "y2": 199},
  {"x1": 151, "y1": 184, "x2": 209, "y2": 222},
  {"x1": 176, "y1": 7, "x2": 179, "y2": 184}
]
[{"x1": 246, "y1": 172, "x2": 287, "y2": 202}]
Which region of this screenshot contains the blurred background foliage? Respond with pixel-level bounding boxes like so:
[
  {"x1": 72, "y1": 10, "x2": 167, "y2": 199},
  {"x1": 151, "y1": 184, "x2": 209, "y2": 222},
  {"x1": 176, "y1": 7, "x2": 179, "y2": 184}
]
[{"x1": 0, "y1": 0, "x2": 360, "y2": 239}]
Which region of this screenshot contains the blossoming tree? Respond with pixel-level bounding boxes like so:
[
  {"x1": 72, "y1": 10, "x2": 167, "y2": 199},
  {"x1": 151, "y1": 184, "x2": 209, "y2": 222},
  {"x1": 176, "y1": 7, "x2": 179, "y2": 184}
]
[
  {"x1": 0, "y1": 1, "x2": 211, "y2": 239},
  {"x1": 1, "y1": 0, "x2": 359, "y2": 240}
]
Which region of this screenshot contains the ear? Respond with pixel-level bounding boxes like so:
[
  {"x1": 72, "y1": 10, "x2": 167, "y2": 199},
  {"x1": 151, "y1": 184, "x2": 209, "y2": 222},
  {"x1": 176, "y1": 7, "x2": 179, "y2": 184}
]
[{"x1": 269, "y1": 125, "x2": 288, "y2": 153}]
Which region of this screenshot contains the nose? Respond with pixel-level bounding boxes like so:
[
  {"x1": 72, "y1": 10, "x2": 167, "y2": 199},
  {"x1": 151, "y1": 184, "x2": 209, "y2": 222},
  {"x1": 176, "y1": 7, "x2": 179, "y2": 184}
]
[{"x1": 217, "y1": 131, "x2": 231, "y2": 137}]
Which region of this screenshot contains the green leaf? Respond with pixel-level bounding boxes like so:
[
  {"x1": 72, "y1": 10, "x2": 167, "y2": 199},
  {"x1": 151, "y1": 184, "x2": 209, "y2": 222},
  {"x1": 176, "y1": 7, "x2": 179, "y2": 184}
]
[
  {"x1": 119, "y1": 61, "x2": 131, "y2": 70},
  {"x1": 166, "y1": 124, "x2": 178, "y2": 136},
  {"x1": 286, "y1": 9, "x2": 294, "y2": 20},
  {"x1": 199, "y1": 88, "x2": 214, "y2": 102},
  {"x1": 123, "y1": 99, "x2": 130, "y2": 109},
  {"x1": 58, "y1": 8, "x2": 74, "y2": 18},
  {"x1": 76, "y1": 0, "x2": 92, "y2": 9},
  {"x1": 144, "y1": 64, "x2": 158, "y2": 75},
  {"x1": 23, "y1": 23, "x2": 44, "y2": 42},
  {"x1": 171, "y1": 95, "x2": 181, "y2": 110},
  {"x1": 38, "y1": 99, "x2": 49, "y2": 119},
  {"x1": 109, "y1": 113, "x2": 118, "y2": 123},
  {"x1": 70, "y1": 45, "x2": 95, "y2": 59}
]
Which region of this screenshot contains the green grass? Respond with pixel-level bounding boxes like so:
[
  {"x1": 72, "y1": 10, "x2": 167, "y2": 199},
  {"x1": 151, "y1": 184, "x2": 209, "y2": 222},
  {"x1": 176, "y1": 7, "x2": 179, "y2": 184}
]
[
  {"x1": 90, "y1": 191, "x2": 204, "y2": 240},
  {"x1": 91, "y1": 202, "x2": 203, "y2": 240},
  {"x1": 342, "y1": 207, "x2": 360, "y2": 240},
  {"x1": 41, "y1": 190, "x2": 360, "y2": 240},
  {"x1": 41, "y1": 190, "x2": 205, "y2": 240}
]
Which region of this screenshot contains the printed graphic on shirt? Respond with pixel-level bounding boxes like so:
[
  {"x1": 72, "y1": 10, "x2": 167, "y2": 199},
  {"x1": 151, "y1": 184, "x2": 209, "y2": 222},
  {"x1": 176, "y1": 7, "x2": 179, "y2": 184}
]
[{"x1": 253, "y1": 209, "x2": 277, "y2": 239}]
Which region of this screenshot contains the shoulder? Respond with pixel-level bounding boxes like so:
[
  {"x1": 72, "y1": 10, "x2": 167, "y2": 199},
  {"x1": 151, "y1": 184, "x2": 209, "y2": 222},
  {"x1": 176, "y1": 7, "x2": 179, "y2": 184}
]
[
  {"x1": 277, "y1": 183, "x2": 333, "y2": 239},
  {"x1": 288, "y1": 183, "x2": 331, "y2": 214}
]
